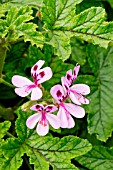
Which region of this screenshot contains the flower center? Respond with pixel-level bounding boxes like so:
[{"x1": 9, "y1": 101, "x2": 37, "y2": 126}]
[{"x1": 39, "y1": 110, "x2": 47, "y2": 126}]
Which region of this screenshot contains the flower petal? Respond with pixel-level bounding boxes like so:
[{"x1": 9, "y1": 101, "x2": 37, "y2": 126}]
[
  {"x1": 69, "y1": 91, "x2": 81, "y2": 105},
  {"x1": 12, "y1": 75, "x2": 33, "y2": 87},
  {"x1": 46, "y1": 113, "x2": 60, "y2": 129},
  {"x1": 45, "y1": 105, "x2": 58, "y2": 113},
  {"x1": 61, "y1": 77, "x2": 70, "y2": 96},
  {"x1": 71, "y1": 84, "x2": 90, "y2": 95},
  {"x1": 36, "y1": 67, "x2": 52, "y2": 84},
  {"x1": 73, "y1": 65, "x2": 80, "y2": 80},
  {"x1": 15, "y1": 86, "x2": 32, "y2": 97},
  {"x1": 78, "y1": 96, "x2": 89, "y2": 104},
  {"x1": 30, "y1": 104, "x2": 44, "y2": 111},
  {"x1": 26, "y1": 113, "x2": 41, "y2": 129},
  {"x1": 50, "y1": 85, "x2": 65, "y2": 102},
  {"x1": 64, "y1": 103, "x2": 85, "y2": 118},
  {"x1": 65, "y1": 69, "x2": 73, "y2": 86},
  {"x1": 57, "y1": 106, "x2": 68, "y2": 128},
  {"x1": 67, "y1": 114, "x2": 75, "y2": 129},
  {"x1": 31, "y1": 60, "x2": 45, "y2": 76},
  {"x1": 31, "y1": 87, "x2": 42, "y2": 100},
  {"x1": 36, "y1": 122, "x2": 49, "y2": 136}
]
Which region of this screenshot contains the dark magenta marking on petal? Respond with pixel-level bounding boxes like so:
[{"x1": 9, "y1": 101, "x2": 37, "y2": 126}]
[
  {"x1": 45, "y1": 106, "x2": 53, "y2": 112},
  {"x1": 74, "y1": 69, "x2": 76, "y2": 76},
  {"x1": 56, "y1": 90, "x2": 62, "y2": 97},
  {"x1": 67, "y1": 74, "x2": 71, "y2": 80},
  {"x1": 39, "y1": 71, "x2": 45, "y2": 78},
  {"x1": 64, "y1": 84, "x2": 68, "y2": 91},
  {"x1": 36, "y1": 105, "x2": 42, "y2": 111},
  {"x1": 34, "y1": 65, "x2": 38, "y2": 71}
]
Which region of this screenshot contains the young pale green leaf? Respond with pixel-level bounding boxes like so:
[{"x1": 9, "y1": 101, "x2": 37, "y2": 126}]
[
  {"x1": 87, "y1": 45, "x2": 113, "y2": 141},
  {"x1": 3, "y1": 6, "x2": 44, "y2": 48},
  {"x1": 75, "y1": 146, "x2": 113, "y2": 170},
  {"x1": 0, "y1": 121, "x2": 11, "y2": 139},
  {"x1": 42, "y1": 0, "x2": 113, "y2": 60},
  {"x1": 9, "y1": 0, "x2": 43, "y2": 8},
  {"x1": 0, "y1": 3, "x2": 9, "y2": 18},
  {"x1": 1, "y1": 138, "x2": 28, "y2": 170},
  {"x1": 46, "y1": 31, "x2": 72, "y2": 61}
]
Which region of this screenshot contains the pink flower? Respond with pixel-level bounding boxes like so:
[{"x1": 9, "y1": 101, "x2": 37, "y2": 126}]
[
  {"x1": 26, "y1": 104, "x2": 60, "y2": 136},
  {"x1": 62, "y1": 76, "x2": 90, "y2": 105},
  {"x1": 65, "y1": 64, "x2": 80, "y2": 86},
  {"x1": 50, "y1": 85, "x2": 85, "y2": 129},
  {"x1": 12, "y1": 60, "x2": 52, "y2": 100}
]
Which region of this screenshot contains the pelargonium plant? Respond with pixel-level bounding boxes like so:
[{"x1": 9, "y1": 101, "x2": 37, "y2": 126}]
[{"x1": 1, "y1": 1, "x2": 113, "y2": 170}]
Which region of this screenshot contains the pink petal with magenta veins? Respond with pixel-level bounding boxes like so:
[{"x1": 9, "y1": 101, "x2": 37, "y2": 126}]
[
  {"x1": 30, "y1": 104, "x2": 44, "y2": 111},
  {"x1": 31, "y1": 87, "x2": 42, "y2": 100},
  {"x1": 50, "y1": 85, "x2": 64, "y2": 101},
  {"x1": 45, "y1": 105, "x2": 58, "y2": 113},
  {"x1": 46, "y1": 113, "x2": 60, "y2": 129},
  {"x1": 69, "y1": 91, "x2": 81, "y2": 105},
  {"x1": 15, "y1": 86, "x2": 32, "y2": 97},
  {"x1": 36, "y1": 121, "x2": 49, "y2": 136},
  {"x1": 57, "y1": 106, "x2": 68, "y2": 128},
  {"x1": 67, "y1": 114, "x2": 75, "y2": 129},
  {"x1": 37, "y1": 67, "x2": 52, "y2": 84},
  {"x1": 73, "y1": 65, "x2": 80, "y2": 80},
  {"x1": 12, "y1": 75, "x2": 33, "y2": 87},
  {"x1": 64, "y1": 103, "x2": 85, "y2": 118},
  {"x1": 71, "y1": 84, "x2": 90, "y2": 95},
  {"x1": 26, "y1": 113, "x2": 41, "y2": 129},
  {"x1": 31, "y1": 60, "x2": 45, "y2": 76}
]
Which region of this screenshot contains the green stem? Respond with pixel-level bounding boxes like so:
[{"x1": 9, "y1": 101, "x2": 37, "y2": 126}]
[
  {"x1": 0, "y1": 43, "x2": 7, "y2": 78},
  {"x1": 0, "y1": 78, "x2": 15, "y2": 88},
  {"x1": 6, "y1": 132, "x2": 15, "y2": 138},
  {"x1": 24, "y1": 156, "x2": 33, "y2": 170}
]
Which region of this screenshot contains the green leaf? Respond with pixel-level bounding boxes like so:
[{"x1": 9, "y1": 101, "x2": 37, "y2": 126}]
[
  {"x1": 42, "y1": 0, "x2": 113, "y2": 60},
  {"x1": 0, "y1": 108, "x2": 92, "y2": 170},
  {"x1": 0, "y1": 3, "x2": 9, "y2": 18},
  {"x1": 16, "y1": 109, "x2": 91, "y2": 169},
  {"x1": 108, "y1": 0, "x2": 113, "y2": 8},
  {"x1": 2, "y1": 6, "x2": 44, "y2": 48},
  {"x1": 76, "y1": 146, "x2": 113, "y2": 170},
  {"x1": 87, "y1": 45, "x2": 113, "y2": 141},
  {"x1": 70, "y1": 38, "x2": 87, "y2": 65},
  {"x1": 0, "y1": 106, "x2": 14, "y2": 120},
  {"x1": 9, "y1": 0, "x2": 43, "y2": 8},
  {"x1": 42, "y1": 0, "x2": 82, "y2": 61},
  {"x1": 1, "y1": 138, "x2": 28, "y2": 170},
  {"x1": 0, "y1": 121, "x2": 11, "y2": 139}
]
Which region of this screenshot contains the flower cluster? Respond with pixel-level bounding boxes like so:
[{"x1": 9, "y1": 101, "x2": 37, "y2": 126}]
[{"x1": 12, "y1": 60, "x2": 90, "y2": 136}]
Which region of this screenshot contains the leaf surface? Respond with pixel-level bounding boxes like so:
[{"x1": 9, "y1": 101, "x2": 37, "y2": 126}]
[
  {"x1": 42, "y1": 0, "x2": 113, "y2": 60},
  {"x1": 0, "y1": 108, "x2": 92, "y2": 170},
  {"x1": 87, "y1": 45, "x2": 113, "y2": 141},
  {"x1": 76, "y1": 146, "x2": 113, "y2": 170}
]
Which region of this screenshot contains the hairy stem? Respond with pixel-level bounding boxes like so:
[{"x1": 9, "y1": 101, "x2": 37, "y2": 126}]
[{"x1": 0, "y1": 39, "x2": 7, "y2": 78}]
